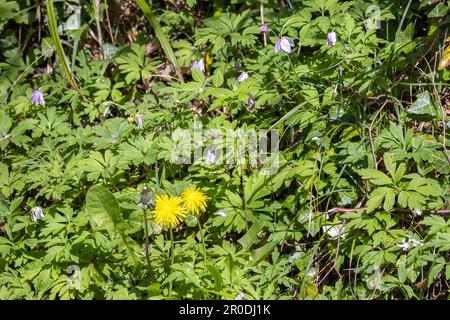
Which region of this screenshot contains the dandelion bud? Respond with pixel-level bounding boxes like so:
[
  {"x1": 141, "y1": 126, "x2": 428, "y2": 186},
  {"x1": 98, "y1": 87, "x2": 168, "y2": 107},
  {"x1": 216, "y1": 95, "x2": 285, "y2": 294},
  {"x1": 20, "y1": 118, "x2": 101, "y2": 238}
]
[{"x1": 139, "y1": 185, "x2": 154, "y2": 208}]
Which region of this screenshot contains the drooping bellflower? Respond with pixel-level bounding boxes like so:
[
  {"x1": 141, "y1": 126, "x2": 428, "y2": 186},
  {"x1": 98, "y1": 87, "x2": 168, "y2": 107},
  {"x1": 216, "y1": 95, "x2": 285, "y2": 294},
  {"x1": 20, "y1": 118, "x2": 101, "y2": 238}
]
[
  {"x1": 274, "y1": 36, "x2": 294, "y2": 54},
  {"x1": 237, "y1": 71, "x2": 249, "y2": 82},
  {"x1": 31, "y1": 206, "x2": 45, "y2": 221},
  {"x1": 235, "y1": 60, "x2": 242, "y2": 71},
  {"x1": 327, "y1": 31, "x2": 337, "y2": 46},
  {"x1": 235, "y1": 293, "x2": 245, "y2": 300},
  {"x1": 192, "y1": 59, "x2": 205, "y2": 73},
  {"x1": 205, "y1": 148, "x2": 217, "y2": 164},
  {"x1": 31, "y1": 89, "x2": 45, "y2": 106},
  {"x1": 246, "y1": 93, "x2": 255, "y2": 108},
  {"x1": 136, "y1": 114, "x2": 143, "y2": 129}
]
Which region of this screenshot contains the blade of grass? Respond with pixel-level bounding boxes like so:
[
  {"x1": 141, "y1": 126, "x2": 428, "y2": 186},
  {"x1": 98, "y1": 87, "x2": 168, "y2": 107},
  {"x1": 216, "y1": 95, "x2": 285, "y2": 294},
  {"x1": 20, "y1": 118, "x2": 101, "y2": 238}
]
[
  {"x1": 93, "y1": 0, "x2": 104, "y2": 59},
  {"x1": 135, "y1": 0, "x2": 184, "y2": 82},
  {"x1": 45, "y1": 0, "x2": 79, "y2": 90}
]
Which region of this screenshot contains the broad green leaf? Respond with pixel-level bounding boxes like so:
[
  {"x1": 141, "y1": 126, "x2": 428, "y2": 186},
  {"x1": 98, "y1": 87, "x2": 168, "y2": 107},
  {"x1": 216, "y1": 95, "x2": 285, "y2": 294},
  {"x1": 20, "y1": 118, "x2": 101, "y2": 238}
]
[
  {"x1": 358, "y1": 169, "x2": 392, "y2": 185},
  {"x1": 238, "y1": 220, "x2": 263, "y2": 252},
  {"x1": 407, "y1": 91, "x2": 436, "y2": 117},
  {"x1": 86, "y1": 185, "x2": 138, "y2": 264}
]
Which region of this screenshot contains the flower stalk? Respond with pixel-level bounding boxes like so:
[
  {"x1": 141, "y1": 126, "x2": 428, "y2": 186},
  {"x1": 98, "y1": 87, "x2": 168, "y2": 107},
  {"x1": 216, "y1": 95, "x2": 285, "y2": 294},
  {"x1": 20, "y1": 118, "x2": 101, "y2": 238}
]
[{"x1": 143, "y1": 206, "x2": 156, "y2": 283}]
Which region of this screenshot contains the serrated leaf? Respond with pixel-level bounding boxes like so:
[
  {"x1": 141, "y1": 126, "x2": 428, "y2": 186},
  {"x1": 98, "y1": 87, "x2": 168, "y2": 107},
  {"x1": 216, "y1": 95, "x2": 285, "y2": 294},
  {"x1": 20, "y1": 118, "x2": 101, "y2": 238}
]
[
  {"x1": 359, "y1": 169, "x2": 392, "y2": 185},
  {"x1": 211, "y1": 69, "x2": 224, "y2": 87}
]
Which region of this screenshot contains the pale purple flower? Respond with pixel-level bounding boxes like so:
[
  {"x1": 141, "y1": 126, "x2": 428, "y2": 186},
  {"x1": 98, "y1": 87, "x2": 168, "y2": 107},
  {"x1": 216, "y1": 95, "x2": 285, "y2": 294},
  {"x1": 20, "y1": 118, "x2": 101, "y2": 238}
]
[
  {"x1": 192, "y1": 59, "x2": 205, "y2": 73},
  {"x1": 31, "y1": 206, "x2": 44, "y2": 221},
  {"x1": 141, "y1": 243, "x2": 151, "y2": 254},
  {"x1": 205, "y1": 148, "x2": 217, "y2": 164},
  {"x1": 31, "y1": 89, "x2": 45, "y2": 106},
  {"x1": 274, "y1": 36, "x2": 294, "y2": 54},
  {"x1": 237, "y1": 71, "x2": 249, "y2": 82},
  {"x1": 235, "y1": 292, "x2": 244, "y2": 300},
  {"x1": 136, "y1": 114, "x2": 143, "y2": 129},
  {"x1": 246, "y1": 93, "x2": 255, "y2": 108},
  {"x1": 235, "y1": 60, "x2": 242, "y2": 71},
  {"x1": 260, "y1": 24, "x2": 268, "y2": 33},
  {"x1": 327, "y1": 31, "x2": 337, "y2": 46}
]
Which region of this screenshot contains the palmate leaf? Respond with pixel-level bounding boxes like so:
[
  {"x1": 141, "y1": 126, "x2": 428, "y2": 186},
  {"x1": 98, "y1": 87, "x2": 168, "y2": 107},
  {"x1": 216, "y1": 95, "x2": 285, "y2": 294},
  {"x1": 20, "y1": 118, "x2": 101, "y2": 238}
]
[
  {"x1": 358, "y1": 169, "x2": 392, "y2": 186},
  {"x1": 366, "y1": 187, "x2": 396, "y2": 212},
  {"x1": 86, "y1": 185, "x2": 138, "y2": 264}
]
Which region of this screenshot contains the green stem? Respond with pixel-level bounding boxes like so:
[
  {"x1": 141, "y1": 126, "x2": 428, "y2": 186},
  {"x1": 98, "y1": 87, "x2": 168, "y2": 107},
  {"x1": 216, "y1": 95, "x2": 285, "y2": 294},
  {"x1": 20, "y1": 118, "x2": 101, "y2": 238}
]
[
  {"x1": 260, "y1": 0, "x2": 266, "y2": 46},
  {"x1": 143, "y1": 207, "x2": 156, "y2": 283},
  {"x1": 168, "y1": 228, "x2": 175, "y2": 296},
  {"x1": 45, "y1": 0, "x2": 79, "y2": 90},
  {"x1": 197, "y1": 219, "x2": 207, "y2": 269}
]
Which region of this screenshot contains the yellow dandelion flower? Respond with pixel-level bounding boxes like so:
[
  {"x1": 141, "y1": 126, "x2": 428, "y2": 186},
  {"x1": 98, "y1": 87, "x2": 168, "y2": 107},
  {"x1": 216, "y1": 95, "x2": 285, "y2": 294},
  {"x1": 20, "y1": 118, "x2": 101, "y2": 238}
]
[
  {"x1": 152, "y1": 195, "x2": 185, "y2": 229},
  {"x1": 182, "y1": 188, "x2": 207, "y2": 215}
]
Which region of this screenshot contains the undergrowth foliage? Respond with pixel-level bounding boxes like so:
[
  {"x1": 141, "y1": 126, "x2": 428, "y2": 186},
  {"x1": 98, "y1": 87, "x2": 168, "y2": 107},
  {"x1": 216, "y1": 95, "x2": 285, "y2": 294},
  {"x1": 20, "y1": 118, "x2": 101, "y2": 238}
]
[{"x1": 0, "y1": 0, "x2": 449, "y2": 300}]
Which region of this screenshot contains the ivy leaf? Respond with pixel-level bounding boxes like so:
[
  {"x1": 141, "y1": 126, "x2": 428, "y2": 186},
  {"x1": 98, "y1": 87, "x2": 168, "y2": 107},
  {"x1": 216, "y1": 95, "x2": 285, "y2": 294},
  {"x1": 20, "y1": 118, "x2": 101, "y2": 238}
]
[{"x1": 407, "y1": 91, "x2": 437, "y2": 117}]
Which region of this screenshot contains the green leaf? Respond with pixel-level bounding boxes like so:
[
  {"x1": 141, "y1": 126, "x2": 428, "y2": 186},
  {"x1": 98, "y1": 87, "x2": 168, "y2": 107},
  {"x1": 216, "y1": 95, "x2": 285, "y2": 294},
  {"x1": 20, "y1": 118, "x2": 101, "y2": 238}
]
[
  {"x1": 192, "y1": 68, "x2": 205, "y2": 83},
  {"x1": 407, "y1": 91, "x2": 436, "y2": 117},
  {"x1": 238, "y1": 220, "x2": 263, "y2": 252},
  {"x1": 358, "y1": 169, "x2": 392, "y2": 185},
  {"x1": 248, "y1": 241, "x2": 278, "y2": 267},
  {"x1": 366, "y1": 187, "x2": 392, "y2": 212},
  {"x1": 211, "y1": 69, "x2": 224, "y2": 87},
  {"x1": 206, "y1": 264, "x2": 223, "y2": 291},
  {"x1": 383, "y1": 154, "x2": 396, "y2": 178},
  {"x1": 383, "y1": 188, "x2": 396, "y2": 211},
  {"x1": 86, "y1": 185, "x2": 138, "y2": 264}
]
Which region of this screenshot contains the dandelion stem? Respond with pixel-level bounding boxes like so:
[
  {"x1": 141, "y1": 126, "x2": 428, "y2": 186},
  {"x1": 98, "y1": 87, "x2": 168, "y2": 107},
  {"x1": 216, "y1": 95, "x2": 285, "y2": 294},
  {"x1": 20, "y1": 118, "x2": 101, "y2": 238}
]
[
  {"x1": 197, "y1": 219, "x2": 207, "y2": 269},
  {"x1": 168, "y1": 228, "x2": 175, "y2": 296},
  {"x1": 143, "y1": 207, "x2": 156, "y2": 283}
]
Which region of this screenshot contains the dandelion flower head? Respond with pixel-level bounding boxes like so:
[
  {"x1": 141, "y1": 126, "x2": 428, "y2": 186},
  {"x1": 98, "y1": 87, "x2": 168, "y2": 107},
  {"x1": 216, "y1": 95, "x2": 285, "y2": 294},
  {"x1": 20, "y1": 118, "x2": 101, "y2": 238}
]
[
  {"x1": 152, "y1": 195, "x2": 186, "y2": 229},
  {"x1": 182, "y1": 188, "x2": 207, "y2": 215}
]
